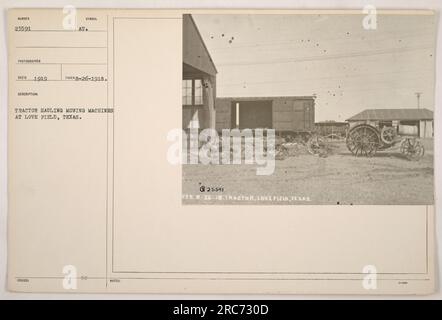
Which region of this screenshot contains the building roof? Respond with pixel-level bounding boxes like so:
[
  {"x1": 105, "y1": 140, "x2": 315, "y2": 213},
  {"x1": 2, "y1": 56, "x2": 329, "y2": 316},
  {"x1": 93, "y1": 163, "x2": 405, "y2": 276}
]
[
  {"x1": 217, "y1": 96, "x2": 315, "y2": 101},
  {"x1": 346, "y1": 108, "x2": 433, "y2": 121},
  {"x1": 315, "y1": 121, "x2": 348, "y2": 126},
  {"x1": 183, "y1": 15, "x2": 217, "y2": 76}
]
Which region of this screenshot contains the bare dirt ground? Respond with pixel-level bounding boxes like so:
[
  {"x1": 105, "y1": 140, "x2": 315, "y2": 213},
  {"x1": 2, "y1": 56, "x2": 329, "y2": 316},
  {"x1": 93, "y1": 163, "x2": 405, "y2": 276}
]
[{"x1": 182, "y1": 138, "x2": 434, "y2": 205}]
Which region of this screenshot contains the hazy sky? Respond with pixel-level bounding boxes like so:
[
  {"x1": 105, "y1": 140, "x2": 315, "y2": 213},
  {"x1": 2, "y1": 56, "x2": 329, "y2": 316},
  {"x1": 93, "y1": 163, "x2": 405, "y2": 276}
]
[{"x1": 193, "y1": 13, "x2": 436, "y2": 121}]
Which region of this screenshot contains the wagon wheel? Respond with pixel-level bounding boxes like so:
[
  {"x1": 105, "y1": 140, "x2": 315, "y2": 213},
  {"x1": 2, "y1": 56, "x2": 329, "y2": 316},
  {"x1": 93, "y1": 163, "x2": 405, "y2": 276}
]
[
  {"x1": 275, "y1": 144, "x2": 289, "y2": 160},
  {"x1": 400, "y1": 138, "x2": 425, "y2": 161},
  {"x1": 307, "y1": 134, "x2": 327, "y2": 156},
  {"x1": 380, "y1": 126, "x2": 396, "y2": 145},
  {"x1": 346, "y1": 124, "x2": 380, "y2": 157}
]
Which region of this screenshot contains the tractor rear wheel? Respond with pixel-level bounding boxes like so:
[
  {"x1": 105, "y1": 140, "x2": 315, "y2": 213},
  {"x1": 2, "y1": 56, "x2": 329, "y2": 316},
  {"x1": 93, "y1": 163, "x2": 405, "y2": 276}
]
[{"x1": 346, "y1": 124, "x2": 380, "y2": 157}]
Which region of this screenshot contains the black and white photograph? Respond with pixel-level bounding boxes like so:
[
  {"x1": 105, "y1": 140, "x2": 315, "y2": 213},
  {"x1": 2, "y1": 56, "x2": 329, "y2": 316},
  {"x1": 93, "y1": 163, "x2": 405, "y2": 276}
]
[{"x1": 182, "y1": 13, "x2": 435, "y2": 205}]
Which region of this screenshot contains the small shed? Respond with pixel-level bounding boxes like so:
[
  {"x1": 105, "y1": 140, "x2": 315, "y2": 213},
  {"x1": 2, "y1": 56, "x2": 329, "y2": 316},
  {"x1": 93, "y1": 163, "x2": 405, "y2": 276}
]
[
  {"x1": 346, "y1": 108, "x2": 434, "y2": 138},
  {"x1": 215, "y1": 96, "x2": 315, "y2": 132}
]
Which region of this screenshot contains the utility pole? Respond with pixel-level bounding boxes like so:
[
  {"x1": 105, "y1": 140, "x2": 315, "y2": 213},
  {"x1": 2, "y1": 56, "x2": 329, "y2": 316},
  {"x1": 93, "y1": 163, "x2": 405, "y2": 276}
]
[{"x1": 415, "y1": 92, "x2": 422, "y2": 109}]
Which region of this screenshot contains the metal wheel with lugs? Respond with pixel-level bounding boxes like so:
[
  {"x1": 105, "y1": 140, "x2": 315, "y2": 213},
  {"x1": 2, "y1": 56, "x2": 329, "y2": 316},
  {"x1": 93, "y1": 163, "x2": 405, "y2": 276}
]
[
  {"x1": 307, "y1": 134, "x2": 327, "y2": 156},
  {"x1": 400, "y1": 138, "x2": 425, "y2": 161},
  {"x1": 346, "y1": 124, "x2": 380, "y2": 157},
  {"x1": 380, "y1": 126, "x2": 396, "y2": 145}
]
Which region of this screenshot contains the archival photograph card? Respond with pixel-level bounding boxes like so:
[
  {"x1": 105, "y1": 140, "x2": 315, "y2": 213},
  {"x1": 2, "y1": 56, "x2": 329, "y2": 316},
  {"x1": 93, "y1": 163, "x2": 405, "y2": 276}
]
[
  {"x1": 181, "y1": 13, "x2": 435, "y2": 206},
  {"x1": 7, "y1": 8, "x2": 436, "y2": 294}
]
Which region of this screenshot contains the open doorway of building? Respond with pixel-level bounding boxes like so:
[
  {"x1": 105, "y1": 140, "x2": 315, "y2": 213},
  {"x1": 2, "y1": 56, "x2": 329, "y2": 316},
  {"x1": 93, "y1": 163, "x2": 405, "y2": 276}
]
[{"x1": 230, "y1": 100, "x2": 273, "y2": 129}]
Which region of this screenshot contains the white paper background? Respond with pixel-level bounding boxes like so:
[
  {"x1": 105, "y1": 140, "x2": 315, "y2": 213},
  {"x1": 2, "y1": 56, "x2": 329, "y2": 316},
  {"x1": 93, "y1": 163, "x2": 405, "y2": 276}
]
[{"x1": 0, "y1": 0, "x2": 441, "y2": 299}]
